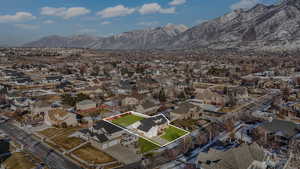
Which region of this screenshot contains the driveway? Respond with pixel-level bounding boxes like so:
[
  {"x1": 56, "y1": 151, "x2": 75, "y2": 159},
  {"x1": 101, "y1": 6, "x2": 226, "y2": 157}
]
[{"x1": 151, "y1": 136, "x2": 169, "y2": 146}]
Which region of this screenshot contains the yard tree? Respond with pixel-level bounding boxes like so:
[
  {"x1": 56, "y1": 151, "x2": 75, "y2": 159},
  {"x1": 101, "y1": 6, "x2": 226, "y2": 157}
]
[
  {"x1": 76, "y1": 93, "x2": 90, "y2": 102},
  {"x1": 288, "y1": 138, "x2": 300, "y2": 168},
  {"x1": 197, "y1": 131, "x2": 209, "y2": 145},
  {"x1": 182, "y1": 135, "x2": 193, "y2": 153},
  {"x1": 224, "y1": 119, "x2": 235, "y2": 132},
  {"x1": 79, "y1": 64, "x2": 87, "y2": 76},
  {"x1": 61, "y1": 94, "x2": 76, "y2": 106},
  {"x1": 158, "y1": 88, "x2": 167, "y2": 102},
  {"x1": 165, "y1": 148, "x2": 178, "y2": 160},
  {"x1": 178, "y1": 91, "x2": 186, "y2": 100},
  {"x1": 92, "y1": 65, "x2": 100, "y2": 76}
]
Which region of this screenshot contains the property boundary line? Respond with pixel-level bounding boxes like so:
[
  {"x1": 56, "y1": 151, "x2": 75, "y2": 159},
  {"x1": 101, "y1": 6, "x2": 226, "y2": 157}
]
[{"x1": 103, "y1": 111, "x2": 190, "y2": 147}]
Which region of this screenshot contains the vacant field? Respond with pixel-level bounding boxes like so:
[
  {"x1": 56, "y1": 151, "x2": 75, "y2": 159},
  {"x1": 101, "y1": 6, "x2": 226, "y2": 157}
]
[
  {"x1": 161, "y1": 126, "x2": 188, "y2": 142},
  {"x1": 3, "y1": 152, "x2": 35, "y2": 169},
  {"x1": 72, "y1": 144, "x2": 115, "y2": 164},
  {"x1": 49, "y1": 127, "x2": 83, "y2": 150},
  {"x1": 138, "y1": 138, "x2": 160, "y2": 153},
  {"x1": 51, "y1": 127, "x2": 81, "y2": 138},
  {"x1": 52, "y1": 136, "x2": 85, "y2": 150},
  {"x1": 38, "y1": 127, "x2": 64, "y2": 138},
  {"x1": 111, "y1": 114, "x2": 144, "y2": 127}
]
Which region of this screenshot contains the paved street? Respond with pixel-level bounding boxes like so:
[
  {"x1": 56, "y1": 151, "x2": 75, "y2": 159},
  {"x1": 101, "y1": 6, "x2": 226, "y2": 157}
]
[{"x1": 0, "y1": 122, "x2": 83, "y2": 169}]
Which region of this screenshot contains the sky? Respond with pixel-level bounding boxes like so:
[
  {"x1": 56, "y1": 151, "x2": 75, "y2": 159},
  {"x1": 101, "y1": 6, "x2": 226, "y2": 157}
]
[{"x1": 0, "y1": 0, "x2": 278, "y2": 46}]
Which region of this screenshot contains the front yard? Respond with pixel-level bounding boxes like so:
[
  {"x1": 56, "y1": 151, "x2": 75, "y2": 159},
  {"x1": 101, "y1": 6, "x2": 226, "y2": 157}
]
[
  {"x1": 161, "y1": 126, "x2": 189, "y2": 142},
  {"x1": 72, "y1": 144, "x2": 115, "y2": 164},
  {"x1": 111, "y1": 114, "x2": 144, "y2": 127},
  {"x1": 138, "y1": 138, "x2": 160, "y2": 153}
]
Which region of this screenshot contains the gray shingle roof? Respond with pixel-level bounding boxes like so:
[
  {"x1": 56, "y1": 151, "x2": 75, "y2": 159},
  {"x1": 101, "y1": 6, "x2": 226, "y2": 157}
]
[
  {"x1": 137, "y1": 114, "x2": 168, "y2": 132},
  {"x1": 172, "y1": 102, "x2": 197, "y2": 114},
  {"x1": 93, "y1": 120, "x2": 123, "y2": 134},
  {"x1": 260, "y1": 119, "x2": 300, "y2": 138},
  {"x1": 198, "y1": 143, "x2": 265, "y2": 169}
]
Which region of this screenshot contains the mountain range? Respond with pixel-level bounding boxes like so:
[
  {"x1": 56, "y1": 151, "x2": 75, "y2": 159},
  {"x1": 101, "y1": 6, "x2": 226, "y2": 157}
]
[{"x1": 24, "y1": 0, "x2": 300, "y2": 51}]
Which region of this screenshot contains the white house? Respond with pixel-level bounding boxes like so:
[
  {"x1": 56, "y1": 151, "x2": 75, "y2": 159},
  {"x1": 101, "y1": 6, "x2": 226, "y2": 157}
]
[{"x1": 129, "y1": 114, "x2": 168, "y2": 138}]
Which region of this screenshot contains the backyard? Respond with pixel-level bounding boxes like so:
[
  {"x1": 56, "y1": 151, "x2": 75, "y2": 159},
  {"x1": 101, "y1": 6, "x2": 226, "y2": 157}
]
[
  {"x1": 161, "y1": 126, "x2": 189, "y2": 142},
  {"x1": 111, "y1": 114, "x2": 144, "y2": 127}
]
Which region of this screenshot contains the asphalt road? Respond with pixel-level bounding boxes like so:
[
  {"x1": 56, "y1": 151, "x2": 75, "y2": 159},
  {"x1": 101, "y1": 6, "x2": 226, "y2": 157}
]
[{"x1": 0, "y1": 122, "x2": 83, "y2": 169}]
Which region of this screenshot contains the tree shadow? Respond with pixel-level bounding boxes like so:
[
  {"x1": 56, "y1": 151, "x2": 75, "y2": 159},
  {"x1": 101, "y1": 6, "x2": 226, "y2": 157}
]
[{"x1": 0, "y1": 139, "x2": 12, "y2": 164}]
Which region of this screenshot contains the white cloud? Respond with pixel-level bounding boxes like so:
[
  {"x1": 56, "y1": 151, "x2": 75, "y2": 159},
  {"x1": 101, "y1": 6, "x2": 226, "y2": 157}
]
[
  {"x1": 97, "y1": 5, "x2": 135, "y2": 18},
  {"x1": 78, "y1": 28, "x2": 97, "y2": 33},
  {"x1": 169, "y1": 0, "x2": 186, "y2": 6},
  {"x1": 230, "y1": 0, "x2": 260, "y2": 10},
  {"x1": 43, "y1": 20, "x2": 54, "y2": 24},
  {"x1": 41, "y1": 7, "x2": 90, "y2": 19},
  {"x1": 137, "y1": 21, "x2": 159, "y2": 27},
  {"x1": 0, "y1": 12, "x2": 36, "y2": 23},
  {"x1": 15, "y1": 24, "x2": 39, "y2": 30},
  {"x1": 101, "y1": 21, "x2": 111, "y2": 25},
  {"x1": 139, "y1": 3, "x2": 176, "y2": 15}
]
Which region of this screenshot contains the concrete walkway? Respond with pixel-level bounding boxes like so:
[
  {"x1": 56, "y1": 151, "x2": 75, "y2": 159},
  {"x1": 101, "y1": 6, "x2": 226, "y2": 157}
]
[{"x1": 152, "y1": 136, "x2": 169, "y2": 146}]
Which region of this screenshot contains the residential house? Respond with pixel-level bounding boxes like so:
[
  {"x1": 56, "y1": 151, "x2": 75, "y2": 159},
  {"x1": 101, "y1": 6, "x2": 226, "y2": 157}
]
[
  {"x1": 44, "y1": 76, "x2": 63, "y2": 84},
  {"x1": 45, "y1": 109, "x2": 78, "y2": 127},
  {"x1": 225, "y1": 86, "x2": 249, "y2": 100},
  {"x1": 11, "y1": 97, "x2": 33, "y2": 111},
  {"x1": 170, "y1": 102, "x2": 202, "y2": 121},
  {"x1": 135, "y1": 100, "x2": 159, "y2": 114},
  {"x1": 30, "y1": 101, "x2": 52, "y2": 115},
  {"x1": 197, "y1": 143, "x2": 268, "y2": 169},
  {"x1": 76, "y1": 99, "x2": 96, "y2": 111},
  {"x1": 121, "y1": 97, "x2": 139, "y2": 107},
  {"x1": 255, "y1": 119, "x2": 300, "y2": 146},
  {"x1": 129, "y1": 114, "x2": 168, "y2": 138},
  {"x1": 196, "y1": 89, "x2": 229, "y2": 106},
  {"x1": 79, "y1": 120, "x2": 125, "y2": 149}
]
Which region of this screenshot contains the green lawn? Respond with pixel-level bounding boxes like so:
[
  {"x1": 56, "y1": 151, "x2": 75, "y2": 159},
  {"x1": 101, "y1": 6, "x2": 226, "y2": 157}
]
[
  {"x1": 138, "y1": 138, "x2": 160, "y2": 153},
  {"x1": 161, "y1": 126, "x2": 189, "y2": 142},
  {"x1": 111, "y1": 114, "x2": 144, "y2": 127}
]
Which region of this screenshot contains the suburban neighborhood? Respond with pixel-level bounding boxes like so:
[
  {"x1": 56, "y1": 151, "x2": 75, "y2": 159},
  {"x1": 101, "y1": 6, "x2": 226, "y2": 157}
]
[{"x1": 0, "y1": 47, "x2": 300, "y2": 169}]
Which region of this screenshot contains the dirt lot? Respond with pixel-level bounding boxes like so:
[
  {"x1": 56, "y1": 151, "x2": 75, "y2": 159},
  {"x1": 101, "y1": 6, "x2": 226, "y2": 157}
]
[
  {"x1": 38, "y1": 127, "x2": 64, "y2": 138},
  {"x1": 72, "y1": 144, "x2": 115, "y2": 164},
  {"x1": 52, "y1": 136, "x2": 85, "y2": 150}
]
